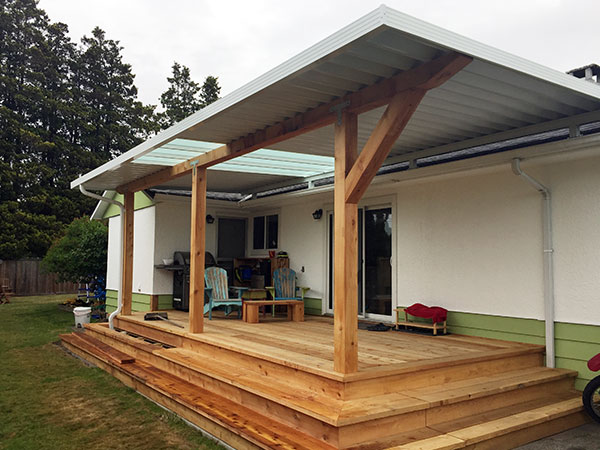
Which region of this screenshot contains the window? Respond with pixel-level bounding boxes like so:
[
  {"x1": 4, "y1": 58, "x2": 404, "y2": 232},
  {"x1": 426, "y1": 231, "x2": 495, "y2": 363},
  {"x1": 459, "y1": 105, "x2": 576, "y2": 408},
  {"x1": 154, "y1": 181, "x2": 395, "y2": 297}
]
[{"x1": 253, "y1": 214, "x2": 278, "y2": 249}]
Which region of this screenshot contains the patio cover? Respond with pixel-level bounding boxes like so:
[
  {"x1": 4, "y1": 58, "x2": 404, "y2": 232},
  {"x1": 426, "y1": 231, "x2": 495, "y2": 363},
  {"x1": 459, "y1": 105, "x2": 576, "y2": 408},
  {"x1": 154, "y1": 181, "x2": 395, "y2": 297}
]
[{"x1": 71, "y1": 5, "x2": 600, "y2": 195}]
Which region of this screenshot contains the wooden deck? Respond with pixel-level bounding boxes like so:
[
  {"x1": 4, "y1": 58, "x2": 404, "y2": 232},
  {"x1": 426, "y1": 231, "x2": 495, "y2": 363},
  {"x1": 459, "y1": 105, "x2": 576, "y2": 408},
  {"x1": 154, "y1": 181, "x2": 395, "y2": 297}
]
[
  {"x1": 120, "y1": 310, "x2": 537, "y2": 378},
  {"x1": 60, "y1": 311, "x2": 587, "y2": 449}
]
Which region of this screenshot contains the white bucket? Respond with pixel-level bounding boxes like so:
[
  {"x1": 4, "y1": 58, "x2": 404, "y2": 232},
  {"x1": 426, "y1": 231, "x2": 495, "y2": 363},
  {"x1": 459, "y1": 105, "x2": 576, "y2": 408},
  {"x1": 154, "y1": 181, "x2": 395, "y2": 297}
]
[{"x1": 73, "y1": 306, "x2": 92, "y2": 328}]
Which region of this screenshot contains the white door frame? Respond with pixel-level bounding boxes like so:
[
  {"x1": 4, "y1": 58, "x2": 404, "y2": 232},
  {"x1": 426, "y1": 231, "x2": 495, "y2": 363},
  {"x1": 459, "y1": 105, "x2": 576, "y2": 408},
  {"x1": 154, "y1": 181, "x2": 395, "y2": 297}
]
[{"x1": 324, "y1": 194, "x2": 397, "y2": 321}]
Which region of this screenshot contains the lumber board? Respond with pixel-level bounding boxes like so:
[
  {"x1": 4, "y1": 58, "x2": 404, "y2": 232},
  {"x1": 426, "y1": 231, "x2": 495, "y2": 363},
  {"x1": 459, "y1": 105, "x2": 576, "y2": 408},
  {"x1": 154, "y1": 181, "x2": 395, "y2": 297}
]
[
  {"x1": 189, "y1": 165, "x2": 206, "y2": 333},
  {"x1": 121, "y1": 191, "x2": 134, "y2": 315},
  {"x1": 333, "y1": 110, "x2": 359, "y2": 374},
  {"x1": 345, "y1": 89, "x2": 425, "y2": 204},
  {"x1": 68, "y1": 332, "x2": 135, "y2": 364}
]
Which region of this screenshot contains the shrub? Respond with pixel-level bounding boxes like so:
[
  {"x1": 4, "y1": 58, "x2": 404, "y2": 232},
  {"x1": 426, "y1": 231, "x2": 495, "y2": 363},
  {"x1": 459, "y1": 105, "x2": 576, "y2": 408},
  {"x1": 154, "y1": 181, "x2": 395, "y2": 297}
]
[{"x1": 42, "y1": 217, "x2": 108, "y2": 283}]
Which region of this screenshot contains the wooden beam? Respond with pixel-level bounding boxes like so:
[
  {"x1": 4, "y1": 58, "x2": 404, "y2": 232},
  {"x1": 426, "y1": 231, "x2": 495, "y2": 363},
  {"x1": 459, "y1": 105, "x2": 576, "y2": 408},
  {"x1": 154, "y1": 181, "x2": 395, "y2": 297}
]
[
  {"x1": 189, "y1": 166, "x2": 207, "y2": 333},
  {"x1": 345, "y1": 88, "x2": 426, "y2": 204},
  {"x1": 121, "y1": 191, "x2": 134, "y2": 316},
  {"x1": 333, "y1": 111, "x2": 359, "y2": 374},
  {"x1": 117, "y1": 53, "x2": 472, "y2": 193}
]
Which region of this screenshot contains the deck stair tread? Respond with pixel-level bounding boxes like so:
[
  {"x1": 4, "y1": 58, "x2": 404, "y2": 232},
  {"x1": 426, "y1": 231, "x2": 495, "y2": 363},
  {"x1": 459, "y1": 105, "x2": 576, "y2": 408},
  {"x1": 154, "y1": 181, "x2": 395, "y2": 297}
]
[
  {"x1": 61, "y1": 332, "x2": 135, "y2": 364},
  {"x1": 400, "y1": 366, "x2": 576, "y2": 406},
  {"x1": 84, "y1": 323, "x2": 168, "y2": 353},
  {"x1": 62, "y1": 332, "x2": 335, "y2": 450},
  {"x1": 432, "y1": 396, "x2": 584, "y2": 447},
  {"x1": 349, "y1": 394, "x2": 584, "y2": 449},
  {"x1": 339, "y1": 367, "x2": 575, "y2": 424}
]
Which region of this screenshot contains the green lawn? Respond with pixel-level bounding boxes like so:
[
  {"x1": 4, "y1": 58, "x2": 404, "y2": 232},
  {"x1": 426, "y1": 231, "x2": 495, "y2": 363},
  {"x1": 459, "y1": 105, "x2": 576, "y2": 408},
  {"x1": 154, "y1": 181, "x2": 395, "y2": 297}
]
[{"x1": 0, "y1": 295, "x2": 223, "y2": 450}]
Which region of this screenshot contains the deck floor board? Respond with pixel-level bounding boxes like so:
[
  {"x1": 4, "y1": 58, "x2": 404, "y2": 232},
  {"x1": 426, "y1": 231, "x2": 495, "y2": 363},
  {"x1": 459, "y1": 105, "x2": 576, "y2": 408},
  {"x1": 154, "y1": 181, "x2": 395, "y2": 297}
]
[{"x1": 120, "y1": 310, "x2": 542, "y2": 375}]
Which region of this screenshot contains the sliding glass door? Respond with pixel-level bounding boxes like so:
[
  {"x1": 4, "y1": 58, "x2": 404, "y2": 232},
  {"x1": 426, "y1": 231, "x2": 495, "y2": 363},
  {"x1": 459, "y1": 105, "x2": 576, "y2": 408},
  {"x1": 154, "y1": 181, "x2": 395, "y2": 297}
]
[{"x1": 327, "y1": 205, "x2": 393, "y2": 319}]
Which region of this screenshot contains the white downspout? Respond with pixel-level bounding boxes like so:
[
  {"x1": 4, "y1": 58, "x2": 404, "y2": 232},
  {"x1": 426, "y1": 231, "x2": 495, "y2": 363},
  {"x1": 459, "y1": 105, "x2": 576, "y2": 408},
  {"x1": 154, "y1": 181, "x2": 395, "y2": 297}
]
[
  {"x1": 511, "y1": 158, "x2": 555, "y2": 368},
  {"x1": 79, "y1": 185, "x2": 125, "y2": 330}
]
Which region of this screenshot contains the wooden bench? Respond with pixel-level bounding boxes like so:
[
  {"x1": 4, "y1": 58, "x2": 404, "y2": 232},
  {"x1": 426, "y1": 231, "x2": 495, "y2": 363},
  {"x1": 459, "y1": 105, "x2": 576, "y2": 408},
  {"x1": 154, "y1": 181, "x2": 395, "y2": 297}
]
[
  {"x1": 243, "y1": 300, "x2": 304, "y2": 323},
  {"x1": 395, "y1": 306, "x2": 447, "y2": 335}
]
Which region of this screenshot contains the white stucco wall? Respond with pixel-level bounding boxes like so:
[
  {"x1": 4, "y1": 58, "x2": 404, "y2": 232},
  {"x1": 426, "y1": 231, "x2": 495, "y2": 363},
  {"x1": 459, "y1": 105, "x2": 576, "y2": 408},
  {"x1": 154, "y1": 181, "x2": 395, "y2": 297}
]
[
  {"x1": 132, "y1": 206, "x2": 156, "y2": 294},
  {"x1": 105, "y1": 206, "x2": 156, "y2": 295},
  {"x1": 392, "y1": 153, "x2": 600, "y2": 325},
  {"x1": 278, "y1": 202, "x2": 327, "y2": 299},
  {"x1": 106, "y1": 215, "x2": 121, "y2": 291},
  {"x1": 394, "y1": 168, "x2": 544, "y2": 319},
  {"x1": 534, "y1": 155, "x2": 600, "y2": 325},
  {"x1": 152, "y1": 196, "x2": 222, "y2": 294}
]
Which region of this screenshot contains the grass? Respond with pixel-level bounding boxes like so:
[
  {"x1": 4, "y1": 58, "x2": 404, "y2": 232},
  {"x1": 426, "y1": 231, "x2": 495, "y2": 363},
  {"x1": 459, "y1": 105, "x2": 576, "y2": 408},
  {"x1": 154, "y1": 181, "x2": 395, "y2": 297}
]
[{"x1": 0, "y1": 295, "x2": 224, "y2": 450}]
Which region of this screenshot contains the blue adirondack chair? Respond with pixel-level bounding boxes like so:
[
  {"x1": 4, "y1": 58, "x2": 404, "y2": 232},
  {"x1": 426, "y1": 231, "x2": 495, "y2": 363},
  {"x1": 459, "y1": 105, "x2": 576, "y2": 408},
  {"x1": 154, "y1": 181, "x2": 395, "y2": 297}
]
[
  {"x1": 204, "y1": 267, "x2": 247, "y2": 320},
  {"x1": 267, "y1": 268, "x2": 309, "y2": 317}
]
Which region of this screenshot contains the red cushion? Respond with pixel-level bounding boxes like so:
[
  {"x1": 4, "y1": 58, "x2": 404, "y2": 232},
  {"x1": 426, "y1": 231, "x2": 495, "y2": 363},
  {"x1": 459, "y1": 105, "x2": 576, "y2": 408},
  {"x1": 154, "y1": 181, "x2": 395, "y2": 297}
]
[
  {"x1": 588, "y1": 353, "x2": 600, "y2": 372},
  {"x1": 405, "y1": 303, "x2": 447, "y2": 324}
]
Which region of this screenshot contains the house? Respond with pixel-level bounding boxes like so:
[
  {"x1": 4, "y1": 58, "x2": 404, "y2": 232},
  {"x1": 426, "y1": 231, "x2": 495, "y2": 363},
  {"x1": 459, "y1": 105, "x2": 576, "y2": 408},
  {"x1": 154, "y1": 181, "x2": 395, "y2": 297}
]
[{"x1": 62, "y1": 6, "x2": 600, "y2": 449}]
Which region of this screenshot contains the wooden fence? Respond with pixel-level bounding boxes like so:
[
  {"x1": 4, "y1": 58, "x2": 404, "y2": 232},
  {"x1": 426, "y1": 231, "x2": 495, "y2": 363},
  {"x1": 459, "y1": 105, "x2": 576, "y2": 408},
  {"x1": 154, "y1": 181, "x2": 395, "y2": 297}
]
[{"x1": 0, "y1": 259, "x2": 78, "y2": 296}]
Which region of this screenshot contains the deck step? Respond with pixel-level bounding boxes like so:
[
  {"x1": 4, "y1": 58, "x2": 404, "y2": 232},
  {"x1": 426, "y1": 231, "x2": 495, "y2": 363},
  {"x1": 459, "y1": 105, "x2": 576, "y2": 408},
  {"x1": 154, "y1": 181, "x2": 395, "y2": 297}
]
[
  {"x1": 61, "y1": 332, "x2": 335, "y2": 450},
  {"x1": 157, "y1": 346, "x2": 344, "y2": 422},
  {"x1": 81, "y1": 326, "x2": 579, "y2": 426},
  {"x1": 61, "y1": 332, "x2": 135, "y2": 364},
  {"x1": 350, "y1": 394, "x2": 586, "y2": 449},
  {"x1": 146, "y1": 346, "x2": 579, "y2": 427},
  {"x1": 70, "y1": 325, "x2": 585, "y2": 449}
]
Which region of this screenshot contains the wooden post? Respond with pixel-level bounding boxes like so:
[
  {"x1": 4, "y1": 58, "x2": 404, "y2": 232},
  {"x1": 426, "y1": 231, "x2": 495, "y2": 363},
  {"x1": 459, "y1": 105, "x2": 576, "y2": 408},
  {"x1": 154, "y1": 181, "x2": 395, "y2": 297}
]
[
  {"x1": 189, "y1": 165, "x2": 207, "y2": 333},
  {"x1": 333, "y1": 111, "x2": 359, "y2": 374},
  {"x1": 121, "y1": 191, "x2": 134, "y2": 315}
]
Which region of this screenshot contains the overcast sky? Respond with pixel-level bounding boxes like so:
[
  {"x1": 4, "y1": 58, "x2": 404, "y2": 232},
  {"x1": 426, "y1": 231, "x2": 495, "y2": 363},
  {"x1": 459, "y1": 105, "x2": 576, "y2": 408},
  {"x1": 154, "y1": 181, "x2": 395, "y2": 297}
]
[{"x1": 39, "y1": 0, "x2": 598, "y2": 107}]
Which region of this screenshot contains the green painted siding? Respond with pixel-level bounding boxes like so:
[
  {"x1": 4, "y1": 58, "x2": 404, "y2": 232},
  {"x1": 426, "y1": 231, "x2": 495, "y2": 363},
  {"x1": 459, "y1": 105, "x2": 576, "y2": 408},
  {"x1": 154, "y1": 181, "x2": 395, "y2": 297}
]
[
  {"x1": 158, "y1": 295, "x2": 173, "y2": 309},
  {"x1": 397, "y1": 306, "x2": 599, "y2": 390},
  {"x1": 106, "y1": 289, "x2": 153, "y2": 313},
  {"x1": 304, "y1": 297, "x2": 322, "y2": 316},
  {"x1": 103, "y1": 191, "x2": 154, "y2": 219}
]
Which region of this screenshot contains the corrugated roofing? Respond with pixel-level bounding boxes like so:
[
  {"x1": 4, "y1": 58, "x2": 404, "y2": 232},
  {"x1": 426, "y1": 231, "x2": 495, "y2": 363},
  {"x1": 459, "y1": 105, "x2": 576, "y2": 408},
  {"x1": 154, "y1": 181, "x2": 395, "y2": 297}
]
[{"x1": 72, "y1": 4, "x2": 600, "y2": 193}]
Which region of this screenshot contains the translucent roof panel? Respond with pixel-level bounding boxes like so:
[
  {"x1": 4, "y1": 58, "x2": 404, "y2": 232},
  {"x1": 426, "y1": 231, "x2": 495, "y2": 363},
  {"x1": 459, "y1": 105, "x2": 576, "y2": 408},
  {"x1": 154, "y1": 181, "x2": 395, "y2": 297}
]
[{"x1": 133, "y1": 138, "x2": 334, "y2": 178}]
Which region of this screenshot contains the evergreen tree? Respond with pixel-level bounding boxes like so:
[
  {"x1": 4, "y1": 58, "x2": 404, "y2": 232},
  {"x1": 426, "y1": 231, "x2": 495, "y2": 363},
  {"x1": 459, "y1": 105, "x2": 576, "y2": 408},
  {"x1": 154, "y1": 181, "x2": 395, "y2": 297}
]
[
  {"x1": 200, "y1": 75, "x2": 220, "y2": 108},
  {"x1": 0, "y1": 1, "x2": 159, "y2": 259},
  {"x1": 76, "y1": 27, "x2": 158, "y2": 160},
  {"x1": 159, "y1": 62, "x2": 201, "y2": 127},
  {"x1": 159, "y1": 62, "x2": 220, "y2": 128}
]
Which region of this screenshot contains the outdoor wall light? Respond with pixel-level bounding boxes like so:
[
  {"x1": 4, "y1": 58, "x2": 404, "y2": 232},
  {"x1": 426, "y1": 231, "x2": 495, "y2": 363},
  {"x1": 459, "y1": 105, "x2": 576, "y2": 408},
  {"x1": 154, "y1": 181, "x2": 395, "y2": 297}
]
[
  {"x1": 312, "y1": 209, "x2": 323, "y2": 220},
  {"x1": 206, "y1": 214, "x2": 215, "y2": 224}
]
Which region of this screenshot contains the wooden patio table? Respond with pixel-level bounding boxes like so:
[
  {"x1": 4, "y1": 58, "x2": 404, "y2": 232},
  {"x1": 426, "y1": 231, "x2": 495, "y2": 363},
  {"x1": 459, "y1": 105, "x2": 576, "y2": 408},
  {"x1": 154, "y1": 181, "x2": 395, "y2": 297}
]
[{"x1": 243, "y1": 300, "x2": 304, "y2": 323}]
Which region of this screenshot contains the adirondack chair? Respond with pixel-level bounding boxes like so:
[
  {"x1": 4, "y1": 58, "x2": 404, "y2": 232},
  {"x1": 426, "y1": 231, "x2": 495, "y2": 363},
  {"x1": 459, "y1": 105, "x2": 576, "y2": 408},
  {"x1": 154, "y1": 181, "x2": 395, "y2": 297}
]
[
  {"x1": 266, "y1": 268, "x2": 309, "y2": 316},
  {"x1": 204, "y1": 267, "x2": 247, "y2": 320}
]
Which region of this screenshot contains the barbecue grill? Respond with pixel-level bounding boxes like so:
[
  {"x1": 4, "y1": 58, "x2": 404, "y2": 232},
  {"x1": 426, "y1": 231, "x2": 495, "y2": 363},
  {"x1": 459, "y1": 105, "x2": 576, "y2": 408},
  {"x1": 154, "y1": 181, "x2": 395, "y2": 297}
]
[
  {"x1": 172, "y1": 251, "x2": 190, "y2": 311},
  {"x1": 171, "y1": 251, "x2": 217, "y2": 311}
]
